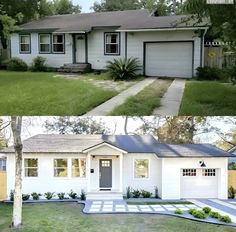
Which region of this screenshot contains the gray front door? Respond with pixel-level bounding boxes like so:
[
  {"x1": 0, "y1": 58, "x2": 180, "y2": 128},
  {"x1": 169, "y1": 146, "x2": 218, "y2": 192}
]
[{"x1": 99, "y1": 159, "x2": 112, "y2": 188}]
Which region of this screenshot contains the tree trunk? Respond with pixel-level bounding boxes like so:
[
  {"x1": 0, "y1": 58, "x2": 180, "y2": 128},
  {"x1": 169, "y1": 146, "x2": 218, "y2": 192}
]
[
  {"x1": 11, "y1": 116, "x2": 23, "y2": 228},
  {"x1": 172, "y1": 0, "x2": 176, "y2": 14}
]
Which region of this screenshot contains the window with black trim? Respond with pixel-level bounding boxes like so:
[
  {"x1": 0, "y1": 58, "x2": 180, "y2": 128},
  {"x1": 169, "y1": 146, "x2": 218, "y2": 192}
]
[
  {"x1": 105, "y1": 33, "x2": 120, "y2": 55},
  {"x1": 183, "y1": 169, "x2": 196, "y2": 176},
  {"x1": 20, "y1": 35, "x2": 31, "y2": 53},
  {"x1": 53, "y1": 34, "x2": 64, "y2": 53},
  {"x1": 39, "y1": 34, "x2": 51, "y2": 53},
  {"x1": 24, "y1": 159, "x2": 38, "y2": 177},
  {"x1": 202, "y1": 169, "x2": 216, "y2": 176}
]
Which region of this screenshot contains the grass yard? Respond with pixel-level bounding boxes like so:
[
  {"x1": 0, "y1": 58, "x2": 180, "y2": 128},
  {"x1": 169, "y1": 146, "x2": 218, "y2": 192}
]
[
  {"x1": 127, "y1": 201, "x2": 193, "y2": 205},
  {"x1": 179, "y1": 81, "x2": 236, "y2": 116},
  {"x1": 109, "y1": 79, "x2": 172, "y2": 116},
  {"x1": 0, "y1": 203, "x2": 234, "y2": 232},
  {"x1": 0, "y1": 71, "x2": 118, "y2": 115}
]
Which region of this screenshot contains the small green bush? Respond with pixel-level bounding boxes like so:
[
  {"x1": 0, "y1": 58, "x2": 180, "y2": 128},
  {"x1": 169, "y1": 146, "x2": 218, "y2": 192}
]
[
  {"x1": 174, "y1": 208, "x2": 183, "y2": 215},
  {"x1": 80, "y1": 189, "x2": 86, "y2": 201},
  {"x1": 141, "y1": 190, "x2": 152, "y2": 198},
  {"x1": 31, "y1": 192, "x2": 41, "y2": 200},
  {"x1": 31, "y1": 56, "x2": 47, "y2": 72},
  {"x1": 106, "y1": 57, "x2": 141, "y2": 81},
  {"x1": 202, "y1": 206, "x2": 211, "y2": 214},
  {"x1": 68, "y1": 190, "x2": 77, "y2": 199},
  {"x1": 188, "y1": 208, "x2": 197, "y2": 215},
  {"x1": 228, "y1": 186, "x2": 235, "y2": 199},
  {"x1": 57, "y1": 192, "x2": 65, "y2": 200},
  {"x1": 44, "y1": 192, "x2": 54, "y2": 200},
  {"x1": 192, "y1": 210, "x2": 206, "y2": 219},
  {"x1": 126, "y1": 186, "x2": 131, "y2": 199},
  {"x1": 196, "y1": 66, "x2": 222, "y2": 81},
  {"x1": 22, "y1": 194, "x2": 30, "y2": 201},
  {"x1": 219, "y1": 215, "x2": 232, "y2": 223},
  {"x1": 154, "y1": 186, "x2": 158, "y2": 199},
  {"x1": 132, "y1": 189, "x2": 141, "y2": 198},
  {"x1": 228, "y1": 65, "x2": 236, "y2": 85},
  {"x1": 6, "y1": 57, "x2": 28, "y2": 71},
  {"x1": 209, "y1": 211, "x2": 221, "y2": 219},
  {"x1": 10, "y1": 190, "x2": 14, "y2": 201}
]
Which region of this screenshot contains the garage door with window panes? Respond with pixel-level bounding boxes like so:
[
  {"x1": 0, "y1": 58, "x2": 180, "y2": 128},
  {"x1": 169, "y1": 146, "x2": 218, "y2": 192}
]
[{"x1": 181, "y1": 168, "x2": 218, "y2": 199}]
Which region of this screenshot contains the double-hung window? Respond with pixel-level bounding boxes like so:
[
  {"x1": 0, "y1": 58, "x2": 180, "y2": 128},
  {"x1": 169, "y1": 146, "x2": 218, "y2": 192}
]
[
  {"x1": 24, "y1": 159, "x2": 38, "y2": 177},
  {"x1": 134, "y1": 159, "x2": 149, "y2": 178},
  {"x1": 54, "y1": 159, "x2": 68, "y2": 177},
  {"x1": 53, "y1": 34, "x2": 64, "y2": 53},
  {"x1": 39, "y1": 34, "x2": 51, "y2": 53},
  {"x1": 104, "y1": 33, "x2": 120, "y2": 55},
  {"x1": 0, "y1": 159, "x2": 6, "y2": 171},
  {"x1": 20, "y1": 35, "x2": 31, "y2": 53},
  {"x1": 72, "y1": 158, "x2": 86, "y2": 178}
]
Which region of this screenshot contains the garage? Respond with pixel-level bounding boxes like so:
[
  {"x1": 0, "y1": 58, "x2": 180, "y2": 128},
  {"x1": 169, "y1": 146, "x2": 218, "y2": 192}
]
[
  {"x1": 181, "y1": 168, "x2": 218, "y2": 199},
  {"x1": 145, "y1": 41, "x2": 193, "y2": 78}
]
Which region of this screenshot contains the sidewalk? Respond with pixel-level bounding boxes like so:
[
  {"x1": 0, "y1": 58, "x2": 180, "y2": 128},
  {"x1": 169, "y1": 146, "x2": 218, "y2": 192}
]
[
  {"x1": 153, "y1": 79, "x2": 186, "y2": 116},
  {"x1": 84, "y1": 78, "x2": 156, "y2": 116}
]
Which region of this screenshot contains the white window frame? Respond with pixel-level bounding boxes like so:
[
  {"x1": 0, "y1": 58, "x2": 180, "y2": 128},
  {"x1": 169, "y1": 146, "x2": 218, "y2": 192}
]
[
  {"x1": 19, "y1": 34, "x2": 31, "y2": 54},
  {"x1": 39, "y1": 34, "x2": 51, "y2": 53},
  {"x1": 54, "y1": 158, "x2": 68, "y2": 178},
  {"x1": 24, "y1": 158, "x2": 38, "y2": 177},
  {"x1": 0, "y1": 159, "x2": 6, "y2": 171},
  {"x1": 134, "y1": 159, "x2": 149, "y2": 179},
  {"x1": 104, "y1": 32, "x2": 120, "y2": 55},
  {"x1": 52, "y1": 34, "x2": 65, "y2": 53},
  {"x1": 71, "y1": 158, "x2": 86, "y2": 178}
]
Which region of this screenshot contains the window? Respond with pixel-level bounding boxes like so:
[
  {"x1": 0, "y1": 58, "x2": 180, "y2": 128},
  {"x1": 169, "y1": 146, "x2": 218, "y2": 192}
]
[
  {"x1": 54, "y1": 159, "x2": 67, "y2": 177},
  {"x1": 0, "y1": 159, "x2": 6, "y2": 171},
  {"x1": 101, "y1": 160, "x2": 111, "y2": 167},
  {"x1": 20, "y1": 35, "x2": 31, "y2": 53},
  {"x1": 24, "y1": 159, "x2": 38, "y2": 177},
  {"x1": 202, "y1": 169, "x2": 216, "y2": 176},
  {"x1": 53, "y1": 34, "x2": 64, "y2": 53},
  {"x1": 183, "y1": 169, "x2": 196, "y2": 176},
  {"x1": 39, "y1": 34, "x2": 51, "y2": 53},
  {"x1": 72, "y1": 158, "x2": 86, "y2": 178},
  {"x1": 134, "y1": 159, "x2": 149, "y2": 178},
  {"x1": 105, "y1": 33, "x2": 120, "y2": 55}
]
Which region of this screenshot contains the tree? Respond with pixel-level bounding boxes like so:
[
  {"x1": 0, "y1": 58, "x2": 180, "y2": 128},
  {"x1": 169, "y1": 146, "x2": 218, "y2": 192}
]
[
  {"x1": 11, "y1": 116, "x2": 23, "y2": 228},
  {"x1": 139, "y1": 0, "x2": 170, "y2": 15},
  {"x1": 54, "y1": 0, "x2": 81, "y2": 14},
  {"x1": 0, "y1": 118, "x2": 8, "y2": 148},
  {"x1": 45, "y1": 117, "x2": 110, "y2": 134}
]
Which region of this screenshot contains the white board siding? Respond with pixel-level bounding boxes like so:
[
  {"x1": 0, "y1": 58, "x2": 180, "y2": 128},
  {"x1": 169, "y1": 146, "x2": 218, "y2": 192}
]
[
  {"x1": 11, "y1": 33, "x2": 73, "y2": 68},
  {"x1": 161, "y1": 158, "x2": 228, "y2": 200}
]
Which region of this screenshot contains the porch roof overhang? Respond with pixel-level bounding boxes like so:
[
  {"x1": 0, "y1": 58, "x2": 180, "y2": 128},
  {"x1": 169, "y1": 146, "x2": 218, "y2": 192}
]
[{"x1": 82, "y1": 142, "x2": 128, "y2": 154}]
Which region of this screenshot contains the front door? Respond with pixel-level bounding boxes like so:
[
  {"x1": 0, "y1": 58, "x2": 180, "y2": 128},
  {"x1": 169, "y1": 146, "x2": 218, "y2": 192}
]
[
  {"x1": 76, "y1": 34, "x2": 86, "y2": 63},
  {"x1": 99, "y1": 159, "x2": 112, "y2": 189}
]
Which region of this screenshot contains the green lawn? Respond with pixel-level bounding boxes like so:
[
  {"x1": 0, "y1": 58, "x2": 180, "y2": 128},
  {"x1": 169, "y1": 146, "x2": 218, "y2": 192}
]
[
  {"x1": 0, "y1": 71, "x2": 118, "y2": 115},
  {"x1": 0, "y1": 203, "x2": 234, "y2": 232},
  {"x1": 110, "y1": 80, "x2": 171, "y2": 116},
  {"x1": 179, "y1": 81, "x2": 236, "y2": 116}
]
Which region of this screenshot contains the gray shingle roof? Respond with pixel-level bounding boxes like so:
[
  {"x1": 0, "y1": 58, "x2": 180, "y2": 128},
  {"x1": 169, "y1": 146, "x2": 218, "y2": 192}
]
[
  {"x1": 0, "y1": 134, "x2": 233, "y2": 158},
  {"x1": 19, "y1": 9, "x2": 208, "y2": 32}
]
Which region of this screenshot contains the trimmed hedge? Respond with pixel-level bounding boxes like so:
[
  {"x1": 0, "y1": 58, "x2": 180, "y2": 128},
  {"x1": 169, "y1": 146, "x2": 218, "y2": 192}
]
[{"x1": 6, "y1": 57, "x2": 28, "y2": 71}]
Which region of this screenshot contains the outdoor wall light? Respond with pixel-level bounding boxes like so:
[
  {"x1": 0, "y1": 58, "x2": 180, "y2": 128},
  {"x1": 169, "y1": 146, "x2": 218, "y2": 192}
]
[
  {"x1": 92, "y1": 156, "x2": 95, "y2": 159},
  {"x1": 199, "y1": 160, "x2": 206, "y2": 167}
]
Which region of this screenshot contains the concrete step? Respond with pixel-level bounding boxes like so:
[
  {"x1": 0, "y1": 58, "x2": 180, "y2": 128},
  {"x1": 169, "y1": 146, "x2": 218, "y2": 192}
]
[
  {"x1": 86, "y1": 191, "x2": 123, "y2": 200},
  {"x1": 58, "y1": 63, "x2": 92, "y2": 73}
]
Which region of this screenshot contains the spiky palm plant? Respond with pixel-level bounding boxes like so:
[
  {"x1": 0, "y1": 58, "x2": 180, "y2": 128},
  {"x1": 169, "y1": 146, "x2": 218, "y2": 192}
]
[{"x1": 106, "y1": 58, "x2": 141, "y2": 81}]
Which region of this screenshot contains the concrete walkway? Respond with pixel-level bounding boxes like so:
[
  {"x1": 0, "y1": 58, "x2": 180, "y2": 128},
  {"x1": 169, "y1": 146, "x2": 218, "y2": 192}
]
[
  {"x1": 153, "y1": 79, "x2": 186, "y2": 116},
  {"x1": 84, "y1": 78, "x2": 156, "y2": 116}
]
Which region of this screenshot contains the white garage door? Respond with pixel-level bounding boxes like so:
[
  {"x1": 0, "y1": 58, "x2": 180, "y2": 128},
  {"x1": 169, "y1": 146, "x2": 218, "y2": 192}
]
[
  {"x1": 181, "y1": 169, "x2": 218, "y2": 199},
  {"x1": 145, "y1": 42, "x2": 193, "y2": 78}
]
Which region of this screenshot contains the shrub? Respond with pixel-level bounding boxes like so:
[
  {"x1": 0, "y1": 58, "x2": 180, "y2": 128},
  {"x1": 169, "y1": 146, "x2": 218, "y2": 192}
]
[
  {"x1": 192, "y1": 210, "x2": 206, "y2": 219},
  {"x1": 57, "y1": 192, "x2": 65, "y2": 200},
  {"x1": 31, "y1": 56, "x2": 47, "y2": 72},
  {"x1": 6, "y1": 57, "x2": 28, "y2": 71},
  {"x1": 202, "y1": 207, "x2": 211, "y2": 214},
  {"x1": 80, "y1": 189, "x2": 86, "y2": 201},
  {"x1": 209, "y1": 211, "x2": 221, "y2": 219},
  {"x1": 106, "y1": 57, "x2": 141, "y2": 81},
  {"x1": 22, "y1": 194, "x2": 30, "y2": 201},
  {"x1": 44, "y1": 192, "x2": 54, "y2": 200},
  {"x1": 132, "y1": 189, "x2": 141, "y2": 198},
  {"x1": 218, "y1": 215, "x2": 232, "y2": 223},
  {"x1": 154, "y1": 186, "x2": 158, "y2": 199},
  {"x1": 196, "y1": 66, "x2": 222, "y2": 81},
  {"x1": 68, "y1": 190, "x2": 77, "y2": 199},
  {"x1": 10, "y1": 190, "x2": 14, "y2": 201},
  {"x1": 174, "y1": 208, "x2": 183, "y2": 215},
  {"x1": 188, "y1": 208, "x2": 197, "y2": 215},
  {"x1": 228, "y1": 186, "x2": 235, "y2": 199},
  {"x1": 31, "y1": 192, "x2": 41, "y2": 200},
  {"x1": 228, "y1": 65, "x2": 236, "y2": 85},
  {"x1": 141, "y1": 190, "x2": 152, "y2": 198},
  {"x1": 126, "y1": 186, "x2": 131, "y2": 199}
]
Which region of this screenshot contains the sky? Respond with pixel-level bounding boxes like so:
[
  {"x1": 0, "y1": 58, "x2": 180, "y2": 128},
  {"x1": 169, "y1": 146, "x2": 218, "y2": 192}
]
[{"x1": 72, "y1": 0, "x2": 95, "y2": 12}]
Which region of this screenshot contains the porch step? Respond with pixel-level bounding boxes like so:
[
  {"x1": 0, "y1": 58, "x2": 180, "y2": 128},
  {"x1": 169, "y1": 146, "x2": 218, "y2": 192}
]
[
  {"x1": 86, "y1": 191, "x2": 123, "y2": 200},
  {"x1": 58, "y1": 63, "x2": 91, "y2": 73}
]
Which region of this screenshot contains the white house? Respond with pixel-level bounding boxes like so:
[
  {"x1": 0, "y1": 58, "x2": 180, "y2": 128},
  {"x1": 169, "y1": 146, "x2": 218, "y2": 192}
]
[
  {"x1": 10, "y1": 10, "x2": 209, "y2": 78},
  {"x1": 0, "y1": 134, "x2": 232, "y2": 200}
]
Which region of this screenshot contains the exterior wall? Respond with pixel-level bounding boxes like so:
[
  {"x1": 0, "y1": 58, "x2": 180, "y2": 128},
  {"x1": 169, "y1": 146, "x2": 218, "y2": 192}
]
[
  {"x1": 6, "y1": 153, "x2": 87, "y2": 198},
  {"x1": 161, "y1": 158, "x2": 228, "y2": 200},
  {"x1": 10, "y1": 33, "x2": 73, "y2": 68},
  {"x1": 123, "y1": 153, "x2": 162, "y2": 196},
  {"x1": 0, "y1": 171, "x2": 7, "y2": 200},
  {"x1": 228, "y1": 170, "x2": 236, "y2": 189}
]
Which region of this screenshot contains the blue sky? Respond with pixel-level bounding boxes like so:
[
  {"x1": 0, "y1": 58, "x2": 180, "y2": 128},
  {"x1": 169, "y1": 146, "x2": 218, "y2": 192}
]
[{"x1": 72, "y1": 0, "x2": 96, "y2": 12}]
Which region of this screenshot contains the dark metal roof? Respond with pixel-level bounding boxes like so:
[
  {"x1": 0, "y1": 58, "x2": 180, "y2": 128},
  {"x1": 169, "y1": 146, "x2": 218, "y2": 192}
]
[
  {"x1": 0, "y1": 134, "x2": 233, "y2": 158},
  {"x1": 19, "y1": 9, "x2": 209, "y2": 32}
]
